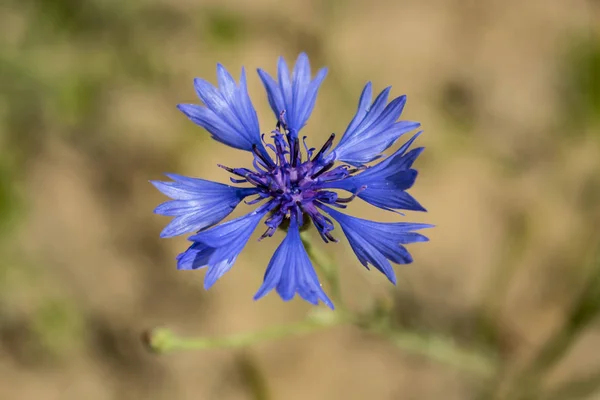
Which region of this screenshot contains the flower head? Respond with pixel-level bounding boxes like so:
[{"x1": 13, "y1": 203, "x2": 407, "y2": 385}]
[{"x1": 153, "y1": 53, "x2": 431, "y2": 309}]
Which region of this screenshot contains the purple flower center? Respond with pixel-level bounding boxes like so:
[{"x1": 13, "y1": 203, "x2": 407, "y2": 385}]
[{"x1": 219, "y1": 113, "x2": 364, "y2": 243}]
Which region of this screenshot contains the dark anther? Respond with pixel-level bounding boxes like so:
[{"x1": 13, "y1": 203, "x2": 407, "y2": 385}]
[
  {"x1": 316, "y1": 227, "x2": 337, "y2": 243},
  {"x1": 252, "y1": 144, "x2": 275, "y2": 169},
  {"x1": 312, "y1": 133, "x2": 336, "y2": 162},
  {"x1": 245, "y1": 195, "x2": 265, "y2": 205},
  {"x1": 276, "y1": 111, "x2": 287, "y2": 132},
  {"x1": 291, "y1": 137, "x2": 300, "y2": 167},
  {"x1": 217, "y1": 164, "x2": 235, "y2": 173},
  {"x1": 219, "y1": 164, "x2": 256, "y2": 179},
  {"x1": 336, "y1": 194, "x2": 357, "y2": 203},
  {"x1": 310, "y1": 161, "x2": 335, "y2": 179},
  {"x1": 324, "y1": 231, "x2": 338, "y2": 243},
  {"x1": 245, "y1": 174, "x2": 268, "y2": 189},
  {"x1": 259, "y1": 227, "x2": 275, "y2": 241},
  {"x1": 347, "y1": 166, "x2": 368, "y2": 174}
]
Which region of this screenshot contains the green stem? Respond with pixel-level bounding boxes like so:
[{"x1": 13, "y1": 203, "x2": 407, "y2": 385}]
[
  {"x1": 147, "y1": 312, "x2": 497, "y2": 377},
  {"x1": 148, "y1": 311, "x2": 352, "y2": 353},
  {"x1": 370, "y1": 325, "x2": 497, "y2": 376}
]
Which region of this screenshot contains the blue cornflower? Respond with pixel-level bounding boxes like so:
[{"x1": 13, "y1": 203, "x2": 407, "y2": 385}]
[{"x1": 152, "y1": 53, "x2": 432, "y2": 309}]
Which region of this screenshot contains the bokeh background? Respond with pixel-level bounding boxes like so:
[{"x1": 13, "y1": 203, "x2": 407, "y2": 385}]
[{"x1": 1, "y1": 0, "x2": 599, "y2": 399}]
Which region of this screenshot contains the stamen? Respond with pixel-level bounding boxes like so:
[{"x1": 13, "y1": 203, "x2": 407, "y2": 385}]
[
  {"x1": 259, "y1": 208, "x2": 284, "y2": 240},
  {"x1": 217, "y1": 164, "x2": 236, "y2": 173},
  {"x1": 312, "y1": 133, "x2": 336, "y2": 162},
  {"x1": 315, "y1": 165, "x2": 350, "y2": 182},
  {"x1": 258, "y1": 227, "x2": 273, "y2": 241},
  {"x1": 276, "y1": 110, "x2": 287, "y2": 131},
  {"x1": 273, "y1": 133, "x2": 288, "y2": 166},
  {"x1": 252, "y1": 144, "x2": 275, "y2": 169},
  {"x1": 311, "y1": 161, "x2": 335, "y2": 179},
  {"x1": 252, "y1": 158, "x2": 267, "y2": 174},
  {"x1": 245, "y1": 194, "x2": 266, "y2": 205},
  {"x1": 218, "y1": 164, "x2": 257, "y2": 179},
  {"x1": 262, "y1": 133, "x2": 279, "y2": 156},
  {"x1": 245, "y1": 174, "x2": 268, "y2": 189},
  {"x1": 347, "y1": 165, "x2": 368, "y2": 175},
  {"x1": 336, "y1": 185, "x2": 367, "y2": 203},
  {"x1": 315, "y1": 191, "x2": 338, "y2": 203},
  {"x1": 305, "y1": 205, "x2": 338, "y2": 243},
  {"x1": 325, "y1": 202, "x2": 347, "y2": 209},
  {"x1": 302, "y1": 136, "x2": 315, "y2": 159},
  {"x1": 291, "y1": 137, "x2": 301, "y2": 167},
  {"x1": 324, "y1": 231, "x2": 338, "y2": 243}
]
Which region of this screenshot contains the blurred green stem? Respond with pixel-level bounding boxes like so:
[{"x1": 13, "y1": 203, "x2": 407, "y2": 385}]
[
  {"x1": 148, "y1": 314, "x2": 496, "y2": 376},
  {"x1": 368, "y1": 324, "x2": 496, "y2": 376},
  {"x1": 148, "y1": 311, "x2": 350, "y2": 353},
  {"x1": 301, "y1": 231, "x2": 344, "y2": 309}
]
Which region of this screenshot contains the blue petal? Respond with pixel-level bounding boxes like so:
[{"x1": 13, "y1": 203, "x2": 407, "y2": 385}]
[
  {"x1": 332, "y1": 83, "x2": 421, "y2": 166},
  {"x1": 187, "y1": 207, "x2": 269, "y2": 289},
  {"x1": 319, "y1": 205, "x2": 433, "y2": 284},
  {"x1": 177, "y1": 65, "x2": 267, "y2": 154},
  {"x1": 253, "y1": 216, "x2": 333, "y2": 309},
  {"x1": 360, "y1": 189, "x2": 426, "y2": 213},
  {"x1": 151, "y1": 173, "x2": 258, "y2": 238},
  {"x1": 257, "y1": 53, "x2": 327, "y2": 138},
  {"x1": 323, "y1": 132, "x2": 426, "y2": 212},
  {"x1": 176, "y1": 242, "x2": 213, "y2": 270}
]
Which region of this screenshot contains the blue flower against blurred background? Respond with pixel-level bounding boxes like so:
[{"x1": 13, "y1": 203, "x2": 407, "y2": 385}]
[{"x1": 152, "y1": 53, "x2": 432, "y2": 309}]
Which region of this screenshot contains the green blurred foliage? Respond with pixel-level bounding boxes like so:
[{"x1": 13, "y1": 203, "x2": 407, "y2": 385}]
[
  {"x1": 32, "y1": 299, "x2": 84, "y2": 358},
  {"x1": 561, "y1": 36, "x2": 600, "y2": 131},
  {"x1": 0, "y1": 163, "x2": 20, "y2": 236},
  {"x1": 206, "y1": 9, "x2": 246, "y2": 44},
  {"x1": 53, "y1": 74, "x2": 102, "y2": 128}
]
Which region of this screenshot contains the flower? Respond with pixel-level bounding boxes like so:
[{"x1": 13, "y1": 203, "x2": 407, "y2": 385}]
[{"x1": 152, "y1": 53, "x2": 432, "y2": 309}]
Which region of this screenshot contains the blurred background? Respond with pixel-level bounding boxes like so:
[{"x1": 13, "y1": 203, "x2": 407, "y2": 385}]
[{"x1": 1, "y1": 0, "x2": 599, "y2": 399}]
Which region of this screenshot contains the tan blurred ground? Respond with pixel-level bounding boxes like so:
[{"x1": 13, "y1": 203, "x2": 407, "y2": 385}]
[{"x1": 0, "y1": 0, "x2": 599, "y2": 399}]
